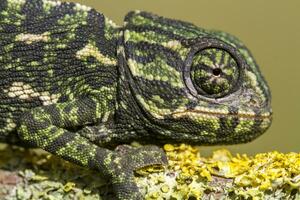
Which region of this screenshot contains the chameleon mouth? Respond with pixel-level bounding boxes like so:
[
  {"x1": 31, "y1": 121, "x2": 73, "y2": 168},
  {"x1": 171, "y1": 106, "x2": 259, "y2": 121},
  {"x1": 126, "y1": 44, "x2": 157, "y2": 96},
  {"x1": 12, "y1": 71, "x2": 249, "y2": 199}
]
[{"x1": 171, "y1": 109, "x2": 272, "y2": 120}]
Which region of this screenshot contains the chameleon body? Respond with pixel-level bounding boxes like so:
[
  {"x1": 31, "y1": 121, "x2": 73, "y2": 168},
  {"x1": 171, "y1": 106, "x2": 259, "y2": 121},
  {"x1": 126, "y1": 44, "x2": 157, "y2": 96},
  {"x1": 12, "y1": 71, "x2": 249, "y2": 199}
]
[{"x1": 0, "y1": 0, "x2": 272, "y2": 199}]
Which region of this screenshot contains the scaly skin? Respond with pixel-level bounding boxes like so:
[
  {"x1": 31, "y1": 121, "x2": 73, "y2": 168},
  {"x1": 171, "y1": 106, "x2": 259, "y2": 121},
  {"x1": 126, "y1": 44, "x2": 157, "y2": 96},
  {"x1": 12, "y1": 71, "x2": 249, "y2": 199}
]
[{"x1": 0, "y1": 0, "x2": 272, "y2": 199}]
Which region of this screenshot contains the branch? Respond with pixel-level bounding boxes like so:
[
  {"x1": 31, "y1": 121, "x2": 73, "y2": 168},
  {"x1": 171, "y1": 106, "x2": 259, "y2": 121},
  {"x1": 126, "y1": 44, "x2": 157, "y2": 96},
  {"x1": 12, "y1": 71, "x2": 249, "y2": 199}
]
[{"x1": 0, "y1": 143, "x2": 299, "y2": 199}]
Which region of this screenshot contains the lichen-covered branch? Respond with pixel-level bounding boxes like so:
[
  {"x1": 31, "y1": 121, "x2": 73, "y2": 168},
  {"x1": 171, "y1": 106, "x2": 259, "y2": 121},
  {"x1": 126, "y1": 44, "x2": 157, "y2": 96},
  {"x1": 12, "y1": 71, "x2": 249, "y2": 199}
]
[{"x1": 0, "y1": 144, "x2": 299, "y2": 200}]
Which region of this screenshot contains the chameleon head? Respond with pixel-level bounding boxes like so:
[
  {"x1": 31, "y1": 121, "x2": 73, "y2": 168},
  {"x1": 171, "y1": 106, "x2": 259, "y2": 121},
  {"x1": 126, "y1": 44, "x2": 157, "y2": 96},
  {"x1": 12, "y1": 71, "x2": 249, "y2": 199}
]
[{"x1": 119, "y1": 11, "x2": 272, "y2": 144}]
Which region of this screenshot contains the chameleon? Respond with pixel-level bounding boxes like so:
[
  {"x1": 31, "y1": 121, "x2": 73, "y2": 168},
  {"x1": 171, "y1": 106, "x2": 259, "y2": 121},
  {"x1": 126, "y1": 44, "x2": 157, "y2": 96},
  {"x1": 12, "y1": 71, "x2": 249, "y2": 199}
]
[{"x1": 0, "y1": 0, "x2": 272, "y2": 199}]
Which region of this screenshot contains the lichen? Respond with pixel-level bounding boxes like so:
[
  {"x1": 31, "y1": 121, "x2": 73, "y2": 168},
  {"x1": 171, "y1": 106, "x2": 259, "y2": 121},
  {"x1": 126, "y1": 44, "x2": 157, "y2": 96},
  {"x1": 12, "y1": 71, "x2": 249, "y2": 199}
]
[
  {"x1": 0, "y1": 143, "x2": 300, "y2": 200},
  {"x1": 137, "y1": 144, "x2": 300, "y2": 199}
]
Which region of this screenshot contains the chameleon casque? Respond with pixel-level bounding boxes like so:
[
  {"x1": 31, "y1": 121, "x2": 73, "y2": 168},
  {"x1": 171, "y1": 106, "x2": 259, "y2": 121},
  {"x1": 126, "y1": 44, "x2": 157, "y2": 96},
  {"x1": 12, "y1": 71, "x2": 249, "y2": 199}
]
[{"x1": 0, "y1": 0, "x2": 272, "y2": 199}]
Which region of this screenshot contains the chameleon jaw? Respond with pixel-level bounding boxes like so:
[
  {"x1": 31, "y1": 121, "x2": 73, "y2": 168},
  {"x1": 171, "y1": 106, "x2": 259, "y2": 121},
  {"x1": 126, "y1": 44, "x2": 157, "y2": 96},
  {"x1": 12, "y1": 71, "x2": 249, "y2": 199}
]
[{"x1": 165, "y1": 106, "x2": 271, "y2": 143}]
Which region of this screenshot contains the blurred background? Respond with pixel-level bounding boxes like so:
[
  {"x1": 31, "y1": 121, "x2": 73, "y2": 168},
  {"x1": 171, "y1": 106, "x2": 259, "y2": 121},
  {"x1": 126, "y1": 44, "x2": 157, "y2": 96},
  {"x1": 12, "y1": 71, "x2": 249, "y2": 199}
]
[{"x1": 66, "y1": 0, "x2": 300, "y2": 155}]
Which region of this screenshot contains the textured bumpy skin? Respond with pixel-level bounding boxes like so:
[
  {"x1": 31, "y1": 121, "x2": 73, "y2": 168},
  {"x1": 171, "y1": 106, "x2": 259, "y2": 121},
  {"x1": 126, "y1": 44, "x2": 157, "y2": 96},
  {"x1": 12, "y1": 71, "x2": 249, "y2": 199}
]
[{"x1": 0, "y1": 0, "x2": 272, "y2": 199}]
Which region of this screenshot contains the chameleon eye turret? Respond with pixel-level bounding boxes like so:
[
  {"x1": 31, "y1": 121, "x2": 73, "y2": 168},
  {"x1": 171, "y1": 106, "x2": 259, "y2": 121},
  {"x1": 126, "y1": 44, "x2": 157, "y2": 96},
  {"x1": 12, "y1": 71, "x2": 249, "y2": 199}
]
[
  {"x1": 190, "y1": 49, "x2": 239, "y2": 97},
  {"x1": 184, "y1": 37, "x2": 242, "y2": 98}
]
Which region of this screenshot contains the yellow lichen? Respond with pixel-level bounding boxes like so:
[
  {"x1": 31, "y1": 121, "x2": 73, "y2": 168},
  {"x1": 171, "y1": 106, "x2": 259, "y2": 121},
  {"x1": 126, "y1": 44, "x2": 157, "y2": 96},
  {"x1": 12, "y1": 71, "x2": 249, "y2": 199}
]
[
  {"x1": 63, "y1": 182, "x2": 76, "y2": 192},
  {"x1": 139, "y1": 144, "x2": 300, "y2": 199}
]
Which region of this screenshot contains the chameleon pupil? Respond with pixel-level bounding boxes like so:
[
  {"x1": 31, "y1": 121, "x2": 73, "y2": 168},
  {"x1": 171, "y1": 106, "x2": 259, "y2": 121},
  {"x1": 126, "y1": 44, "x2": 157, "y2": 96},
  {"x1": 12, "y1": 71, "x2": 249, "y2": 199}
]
[{"x1": 212, "y1": 68, "x2": 222, "y2": 76}]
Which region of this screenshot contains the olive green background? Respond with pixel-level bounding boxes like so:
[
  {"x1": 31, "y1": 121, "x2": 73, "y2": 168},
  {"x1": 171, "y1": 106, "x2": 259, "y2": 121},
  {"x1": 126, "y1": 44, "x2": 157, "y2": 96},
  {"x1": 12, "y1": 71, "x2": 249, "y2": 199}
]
[{"x1": 66, "y1": 0, "x2": 300, "y2": 155}]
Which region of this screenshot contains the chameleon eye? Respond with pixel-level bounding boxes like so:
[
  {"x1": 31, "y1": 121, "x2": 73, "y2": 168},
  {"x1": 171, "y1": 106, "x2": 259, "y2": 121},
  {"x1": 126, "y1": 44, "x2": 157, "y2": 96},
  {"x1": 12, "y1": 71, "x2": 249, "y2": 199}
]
[
  {"x1": 190, "y1": 48, "x2": 239, "y2": 98},
  {"x1": 184, "y1": 37, "x2": 245, "y2": 99}
]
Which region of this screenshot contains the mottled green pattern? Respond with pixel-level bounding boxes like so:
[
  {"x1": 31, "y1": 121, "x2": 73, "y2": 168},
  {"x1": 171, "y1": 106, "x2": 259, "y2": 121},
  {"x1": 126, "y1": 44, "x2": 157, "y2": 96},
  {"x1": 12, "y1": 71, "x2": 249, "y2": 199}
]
[{"x1": 0, "y1": 0, "x2": 272, "y2": 199}]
